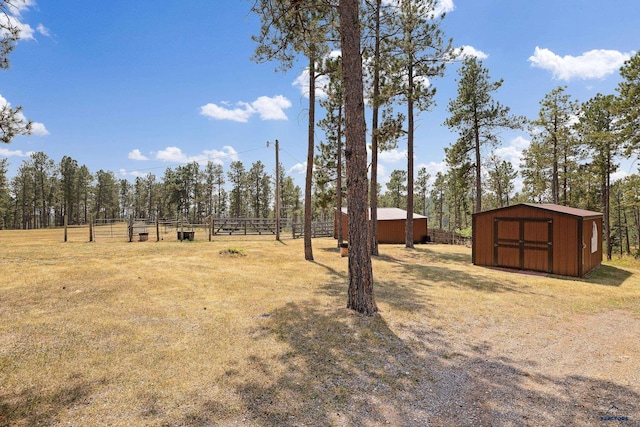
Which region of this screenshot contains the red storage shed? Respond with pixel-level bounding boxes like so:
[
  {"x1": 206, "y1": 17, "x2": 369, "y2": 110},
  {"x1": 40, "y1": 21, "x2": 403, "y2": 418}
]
[
  {"x1": 334, "y1": 207, "x2": 428, "y2": 244},
  {"x1": 472, "y1": 203, "x2": 603, "y2": 277}
]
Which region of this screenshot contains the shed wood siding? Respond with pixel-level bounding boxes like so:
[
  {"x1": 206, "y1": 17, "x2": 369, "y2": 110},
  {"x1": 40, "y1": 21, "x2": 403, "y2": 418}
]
[
  {"x1": 473, "y1": 204, "x2": 602, "y2": 277},
  {"x1": 334, "y1": 208, "x2": 428, "y2": 244}
]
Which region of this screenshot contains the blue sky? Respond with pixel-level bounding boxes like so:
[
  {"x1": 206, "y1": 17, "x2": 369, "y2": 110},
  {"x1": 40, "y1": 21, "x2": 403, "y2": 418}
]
[{"x1": 2, "y1": 0, "x2": 639, "y2": 192}]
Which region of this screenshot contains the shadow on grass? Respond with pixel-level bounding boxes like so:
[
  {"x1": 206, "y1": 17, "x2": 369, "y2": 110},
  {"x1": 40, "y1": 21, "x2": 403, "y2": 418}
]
[
  {"x1": 377, "y1": 252, "x2": 532, "y2": 294},
  {"x1": 172, "y1": 302, "x2": 640, "y2": 426},
  {"x1": 581, "y1": 264, "x2": 634, "y2": 287},
  {"x1": 0, "y1": 376, "x2": 97, "y2": 426}
]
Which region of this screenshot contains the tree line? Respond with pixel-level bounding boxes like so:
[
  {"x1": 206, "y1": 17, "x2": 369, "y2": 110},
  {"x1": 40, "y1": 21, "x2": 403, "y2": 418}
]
[{"x1": 0, "y1": 155, "x2": 305, "y2": 230}]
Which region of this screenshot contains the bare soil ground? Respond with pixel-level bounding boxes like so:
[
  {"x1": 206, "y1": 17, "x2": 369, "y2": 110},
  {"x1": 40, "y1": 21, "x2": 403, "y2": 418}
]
[{"x1": 0, "y1": 230, "x2": 639, "y2": 426}]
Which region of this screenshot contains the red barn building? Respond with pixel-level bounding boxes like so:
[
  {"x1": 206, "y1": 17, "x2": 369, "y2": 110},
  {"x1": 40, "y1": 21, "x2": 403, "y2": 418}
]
[{"x1": 335, "y1": 207, "x2": 428, "y2": 244}]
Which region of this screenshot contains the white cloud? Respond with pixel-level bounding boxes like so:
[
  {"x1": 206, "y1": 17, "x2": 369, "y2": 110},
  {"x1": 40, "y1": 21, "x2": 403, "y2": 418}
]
[
  {"x1": 416, "y1": 161, "x2": 447, "y2": 185},
  {"x1": 495, "y1": 135, "x2": 530, "y2": 167},
  {"x1": 118, "y1": 168, "x2": 142, "y2": 178},
  {"x1": 293, "y1": 69, "x2": 330, "y2": 99},
  {"x1": 0, "y1": 147, "x2": 32, "y2": 157},
  {"x1": 528, "y1": 47, "x2": 633, "y2": 81},
  {"x1": 288, "y1": 162, "x2": 307, "y2": 175},
  {"x1": 128, "y1": 149, "x2": 148, "y2": 161},
  {"x1": 0, "y1": 12, "x2": 34, "y2": 40},
  {"x1": 7, "y1": 0, "x2": 37, "y2": 16},
  {"x1": 154, "y1": 145, "x2": 239, "y2": 165},
  {"x1": 200, "y1": 95, "x2": 291, "y2": 122},
  {"x1": 611, "y1": 169, "x2": 628, "y2": 183},
  {"x1": 0, "y1": 0, "x2": 41, "y2": 41},
  {"x1": 379, "y1": 148, "x2": 407, "y2": 163},
  {"x1": 382, "y1": 0, "x2": 455, "y2": 16},
  {"x1": 155, "y1": 146, "x2": 188, "y2": 163},
  {"x1": 293, "y1": 51, "x2": 343, "y2": 99},
  {"x1": 0, "y1": 93, "x2": 48, "y2": 136},
  {"x1": 199, "y1": 102, "x2": 254, "y2": 123},
  {"x1": 251, "y1": 95, "x2": 291, "y2": 120},
  {"x1": 198, "y1": 146, "x2": 239, "y2": 165},
  {"x1": 434, "y1": 0, "x2": 455, "y2": 16},
  {"x1": 36, "y1": 23, "x2": 51, "y2": 38},
  {"x1": 452, "y1": 45, "x2": 488, "y2": 60},
  {"x1": 30, "y1": 121, "x2": 49, "y2": 136}
]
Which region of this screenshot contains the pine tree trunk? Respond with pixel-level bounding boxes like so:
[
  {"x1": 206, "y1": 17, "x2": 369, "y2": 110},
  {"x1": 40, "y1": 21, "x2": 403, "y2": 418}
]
[
  {"x1": 340, "y1": 0, "x2": 377, "y2": 316},
  {"x1": 304, "y1": 54, "x2": 315, "y2": 261},
  {"x1": 369, "y1": 0, "x2": 381, "y2": 257},
  {"x1": 405, "y1": 65, "x2": 414, "y2": 249},
  {"x1": 337, "y1": 103, "x2": 344, "y2": 248}
]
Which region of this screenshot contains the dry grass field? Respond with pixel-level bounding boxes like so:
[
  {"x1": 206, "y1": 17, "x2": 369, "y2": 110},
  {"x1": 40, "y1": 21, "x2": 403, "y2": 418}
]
[{"x1": 1, "y1": 228, "x2": 639, "y2": 426}]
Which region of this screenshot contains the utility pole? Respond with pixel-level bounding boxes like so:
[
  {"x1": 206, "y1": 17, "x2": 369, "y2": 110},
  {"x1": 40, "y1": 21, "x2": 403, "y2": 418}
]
[{"x1": 268, "y1": 140, "x2": 281, "y2": 240}]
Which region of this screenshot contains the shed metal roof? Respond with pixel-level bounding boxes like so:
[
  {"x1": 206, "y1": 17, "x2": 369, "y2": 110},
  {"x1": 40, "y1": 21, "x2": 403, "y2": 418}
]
[
  {"x1": 473, "y1": 203, "x2": 602, "y2": 219},
  {"x1": 339, "y1": 207, "x2": 427, "y2": 221}
]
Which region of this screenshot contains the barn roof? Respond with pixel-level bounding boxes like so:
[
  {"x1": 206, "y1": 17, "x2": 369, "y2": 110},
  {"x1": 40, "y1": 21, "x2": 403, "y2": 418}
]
[
  {"x1": 339, "y1": 207, "x2": 427, "y2": 220},
  {"x1": 473, "y1": 203, "x2": 602, "y2": 219}
]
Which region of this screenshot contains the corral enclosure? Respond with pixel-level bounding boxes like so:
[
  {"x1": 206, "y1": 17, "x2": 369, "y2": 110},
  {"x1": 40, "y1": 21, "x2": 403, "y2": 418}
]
[{"x1": 472, "y1": 203, "x2": 603, "y2": 277}]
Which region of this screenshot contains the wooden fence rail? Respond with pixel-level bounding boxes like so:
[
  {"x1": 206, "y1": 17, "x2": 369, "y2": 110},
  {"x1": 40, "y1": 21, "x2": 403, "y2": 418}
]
[
  {"x1": 291, "y1": 221, "x2": 334, "y2": 239},
  {"x1": 65, "y1": 217, "x2": 335, "y2": 242}
]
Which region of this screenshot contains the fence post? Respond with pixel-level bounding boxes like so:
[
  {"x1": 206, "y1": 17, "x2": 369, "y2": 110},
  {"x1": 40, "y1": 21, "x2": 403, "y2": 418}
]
[
  {"x1": 180, "y1": 214, "x2": 184, "y2": 241},
  {"x1": 128, "y1": 215, "x2": 134, "y2": 243},
  {"x1": 209, "y1": 216, "x2": 213, "y2": 241},
  {"x1": 156, "y1": 215, "x2": 160, "y2": 242},
  {"x1": 63, "y1": 214, "x2": 68, "y2": 242},
  {"x1": 89, "y1": 215, "x2": 94, "y2": 242}
]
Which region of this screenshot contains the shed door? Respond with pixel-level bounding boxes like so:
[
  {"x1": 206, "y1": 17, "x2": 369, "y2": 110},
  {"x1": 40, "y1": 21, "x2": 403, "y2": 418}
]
[{"x1": 494, "y1": 218, "x2": 553, "y2": 273}]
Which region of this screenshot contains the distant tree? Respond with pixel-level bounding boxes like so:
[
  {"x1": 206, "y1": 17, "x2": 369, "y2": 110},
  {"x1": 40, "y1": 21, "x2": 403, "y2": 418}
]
[
  {"x1": 385, "y1": 169, "x2": 407, "y2": 208},
  {"x1": 317, "y1": 54, "x2": 344, "y2": 235},
  {"x1": 444, "y1": 57, "x2": 524, "y2": 213},
  {"x1": 617, "y1": 51, "x2": 640, "y2": 155},
  {"x1": 27, "y1": 152, "x2": 56, "y2": 228},
  {"x1": 619, "y1": 174, "x2": 640, "y2": 254},
  {"x1": 247, "y1": 160, "x2": 271, "y2": 218},
  {"x1": 520, "y1": 140, "x2": 551, "y2": 203},
  {"x1": 144, "y1": 173, "x2": 158, "y2": 220},
  {"x1": 59, "y1": 156, "x2": 78, "y2": 224},
  {"x1": 485, "y1": 153, "x2": 517, "y2": 208},
  {"x1": 280, "y1": 174, "x2": 302, "y2": 223},
  {"x1": 382, "y1": 0, "x2": 452, "y2": 248},
  {"x1": 528, "y1": 86, "x2": 578, "y2": 205},
  {"x1": 415, "y1": 166, "x2": 431, "y2": 215},
  {"x1": 93, "y1": 170, "x2": 118, "y2": 220},
  {"x1": 75, "y1": 165, "x2": 92, "y2": 224},
  {"x1": 227, "y1": 160, "x2": 247, "y2": 218},
  {"x1": 204, "y1": 162, "x2": 226, "y2": 218},
  {"x1": 575, "y1": 93, "x2": 622, "y2": 260},
  {"x1": 430, "y1": 171, "x2": 446, "y2": 229},
  {"x1": 0, "y1": 158, "x2": 10, "y2": 228},
  {"x1": 11, "y1": 162, "x2": 33, "y2": 228},
  {"x1": 313, "y1": 141, "x2": 336, "y2": 221},
  {"x1": 133, "y1": 177, "x2": 146, "y2": 218},
  {"x1": 445, "y1": 140, "x2": 473, "y2": 230},
  {"x1": 119, "y1": 179, "x2": 133, "y2": 218}
]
